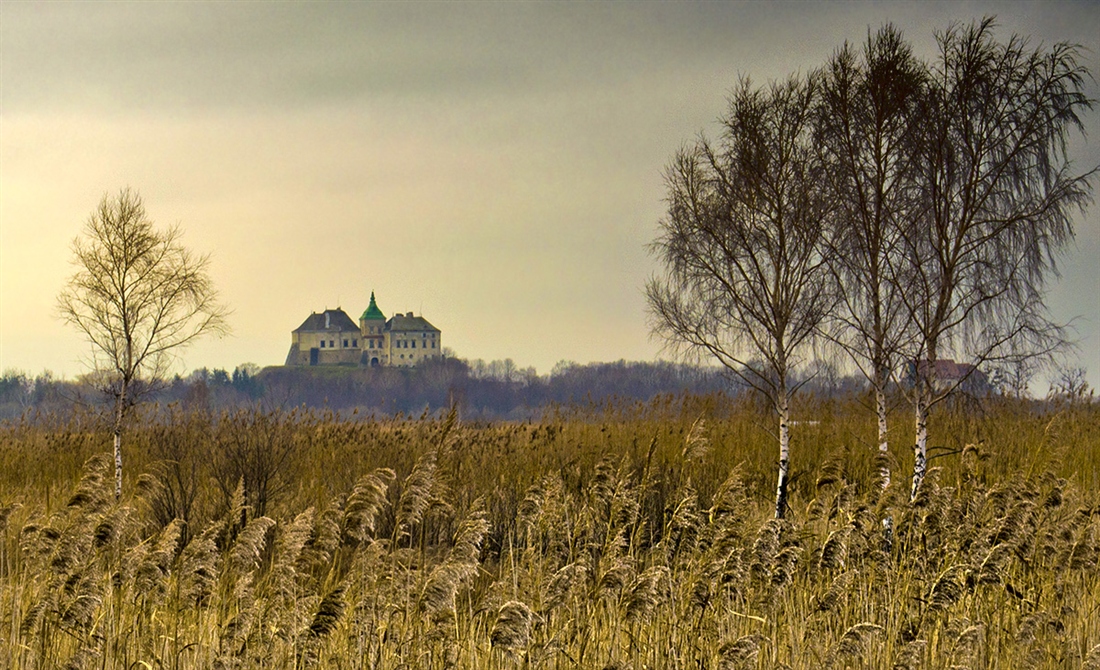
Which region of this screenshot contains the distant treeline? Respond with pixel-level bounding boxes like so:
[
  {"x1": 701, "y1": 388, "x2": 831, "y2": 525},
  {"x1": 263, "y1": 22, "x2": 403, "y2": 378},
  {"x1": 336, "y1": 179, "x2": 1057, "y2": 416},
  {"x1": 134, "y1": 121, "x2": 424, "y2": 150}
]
[
  {"x1": 0, "y1": 359, "x2": 857, "y2": 420},
  {"x1": 2, "y1": 356, "x2": 1083, "y2": 422}
]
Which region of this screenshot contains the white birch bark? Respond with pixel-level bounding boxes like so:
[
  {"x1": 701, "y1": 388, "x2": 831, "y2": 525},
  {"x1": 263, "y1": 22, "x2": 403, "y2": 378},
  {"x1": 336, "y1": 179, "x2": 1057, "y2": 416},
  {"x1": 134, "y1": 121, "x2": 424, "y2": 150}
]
[
  {"x1": 910, "y1": 391, "x2": 928, "y2": 500},
  {"x1": 113, "y1": 383, "x2": 126, "y2": 500},
  {"x1": 774, "y1": 395, "x2": 791, "y2": 519},
  {"x1": 877, "y1": 384, "x2": 895, "y2": 549},
  {"x1": 876, "y1": 386, "x2": 890, "y2": 490}
]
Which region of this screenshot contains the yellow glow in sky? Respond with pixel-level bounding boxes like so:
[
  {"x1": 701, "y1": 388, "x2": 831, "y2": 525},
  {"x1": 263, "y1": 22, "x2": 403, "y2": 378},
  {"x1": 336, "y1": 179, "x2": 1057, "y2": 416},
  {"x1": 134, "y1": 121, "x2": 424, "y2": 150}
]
[{"x1": 2, "y1": 2, "x2": 1098, "y2": 384}]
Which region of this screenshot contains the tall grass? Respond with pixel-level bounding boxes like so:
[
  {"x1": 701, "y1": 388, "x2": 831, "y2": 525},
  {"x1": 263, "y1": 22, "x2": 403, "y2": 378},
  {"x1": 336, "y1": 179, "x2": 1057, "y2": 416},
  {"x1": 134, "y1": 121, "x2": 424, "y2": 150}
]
[{"x1": 0, "y1": 394, "x2": 1097, "y2": 668}]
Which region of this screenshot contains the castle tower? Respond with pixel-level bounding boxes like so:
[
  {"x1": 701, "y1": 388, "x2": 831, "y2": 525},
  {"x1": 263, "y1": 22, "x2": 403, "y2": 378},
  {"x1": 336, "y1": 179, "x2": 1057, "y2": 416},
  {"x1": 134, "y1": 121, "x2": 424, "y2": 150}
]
[{"x1": 359, "y1": 291, "x2": 387, "y2": 366}]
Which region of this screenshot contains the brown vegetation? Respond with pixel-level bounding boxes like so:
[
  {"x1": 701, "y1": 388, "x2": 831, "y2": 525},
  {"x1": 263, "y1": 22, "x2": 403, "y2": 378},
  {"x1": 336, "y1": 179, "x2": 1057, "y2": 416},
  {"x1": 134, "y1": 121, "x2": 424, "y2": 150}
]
[{"x1": 1, "y1": 395, "x2": 1098, "y2": 668}]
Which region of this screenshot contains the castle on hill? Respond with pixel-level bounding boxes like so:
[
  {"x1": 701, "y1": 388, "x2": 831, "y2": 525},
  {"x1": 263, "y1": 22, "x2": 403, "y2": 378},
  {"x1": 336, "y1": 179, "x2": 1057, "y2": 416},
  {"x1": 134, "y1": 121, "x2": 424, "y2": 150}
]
[{"x1": 285, "y1": 292, "x2": 441, "y2": 367}]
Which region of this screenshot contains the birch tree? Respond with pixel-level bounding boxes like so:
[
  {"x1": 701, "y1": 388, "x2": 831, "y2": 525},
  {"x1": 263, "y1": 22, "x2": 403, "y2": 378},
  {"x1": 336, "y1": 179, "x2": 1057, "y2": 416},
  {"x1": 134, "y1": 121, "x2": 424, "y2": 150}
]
[
  {"x1": 647, "y1": 75, "x2": 832, "y2": 519},
  {"x1": 903, "y1": 19, "x2": 1095, "y2": 497},
  {"x1": 816, "y1": 24, "x2": 924, "y2": 492},
  {"x1": 58, "y1": 188, "x2": 229, "y2": 499}
]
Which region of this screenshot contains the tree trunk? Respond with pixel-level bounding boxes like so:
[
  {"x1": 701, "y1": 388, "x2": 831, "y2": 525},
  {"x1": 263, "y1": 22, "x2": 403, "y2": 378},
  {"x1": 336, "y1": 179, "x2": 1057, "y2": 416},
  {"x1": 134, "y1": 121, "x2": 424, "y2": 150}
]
[
  {"x1": 774, "y1": 395, "x2": 791, "y2": 519},
  {"x1": 910, "y1": 390, "x2": 928, "y2": 500},
  {"x1": 113, "y1": 383, "x2": 126, "y2": 500},
  {"x1": 875, "y1": 379, "x2": 894, "y2": 550},
  {"x1": 875, "y1": 385, "x2": 890, "y2": 490}
]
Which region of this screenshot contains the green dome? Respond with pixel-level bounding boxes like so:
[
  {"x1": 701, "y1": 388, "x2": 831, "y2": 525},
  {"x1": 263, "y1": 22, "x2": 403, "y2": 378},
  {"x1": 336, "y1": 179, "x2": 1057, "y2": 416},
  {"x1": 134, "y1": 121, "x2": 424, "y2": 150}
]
[{"x1": 360, "y1": 292, "x2": 386, "y2": 321}]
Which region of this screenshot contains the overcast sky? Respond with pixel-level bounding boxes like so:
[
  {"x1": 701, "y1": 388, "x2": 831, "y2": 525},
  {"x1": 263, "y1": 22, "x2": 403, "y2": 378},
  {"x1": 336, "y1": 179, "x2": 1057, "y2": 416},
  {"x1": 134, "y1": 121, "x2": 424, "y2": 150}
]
[{"x1": 2, "y1": 1, "x2": 1098, "y2": 388}]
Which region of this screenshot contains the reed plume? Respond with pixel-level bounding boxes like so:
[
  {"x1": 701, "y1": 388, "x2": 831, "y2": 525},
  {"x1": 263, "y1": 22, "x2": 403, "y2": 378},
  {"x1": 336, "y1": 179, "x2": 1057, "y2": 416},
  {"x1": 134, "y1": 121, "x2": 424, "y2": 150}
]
[
  {"x1": 817, "y1": 527, "x2": 849, "y2": 572},
  {"x1": 134, "y1": 517, "x2": 183, "y2": 598},
  {"x1": 491, "y1": 600, "x2": 534, "y2": 655},
  {"x1": 891, "y1": 639, "x2": 927, "y2": 670},
  {"x1": 827, "y1": 622, "x2": 883, "y2": 667},
  {"x1": 542, "y1": 562, "x2": 587, "y2": 613},
  {"x1": 229, "y1": 516, "x2": 275, "y2": 574},
  {"x1": 927, "y1": 564, "x2": 966, "y2": 614},
  {"x1": 813, "y1": 570, "x2": 854, "y2": 613},
  {"x1": 681, "y1": 415, "x2": 710, "y2": 462},
  {"x1": 66, "y1": 453, "x2": 112, "y2": 513},
  {"x1": 307, "y1": 584, "x2": 346, "y2": 639},
  {"x1": 394, "y1": 451, "x2": 438, "y2": 543},
  {"x1": 944, "y1": 619, "x2": 984, "y2": 666},
  {"x1": 178, "y1": 522, "x2": 220, "y2": 607},
  {"x1": 342, "y1": 468, "x2": 395, "y2": 546},
  {"x1": 625, "y1": 564, "x2": 668, "y2": 622},
  {"x1": 717, "y1": 635, "x2": 763, "y2": 670},
  {"x1": 419, "y1": 501, "x2": 488, "y2": 616}
]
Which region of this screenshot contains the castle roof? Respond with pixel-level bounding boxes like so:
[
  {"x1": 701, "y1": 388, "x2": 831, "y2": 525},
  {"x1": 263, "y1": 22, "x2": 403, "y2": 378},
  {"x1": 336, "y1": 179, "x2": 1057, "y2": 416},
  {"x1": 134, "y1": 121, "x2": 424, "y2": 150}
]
[
  {"x1": 360, "y1": 292, "x2": 386, "y2": 321},
  {"x1": 387, "y1": 312, "x2": 440, "y2": 333},
  {"x1": 294, "y1": 309, "x2": 358, "y2": 333}
]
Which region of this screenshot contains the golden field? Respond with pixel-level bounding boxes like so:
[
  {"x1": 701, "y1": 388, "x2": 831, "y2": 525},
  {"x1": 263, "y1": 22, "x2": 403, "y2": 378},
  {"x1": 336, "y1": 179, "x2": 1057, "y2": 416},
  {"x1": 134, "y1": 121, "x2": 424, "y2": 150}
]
[{"x1": 1, "y1": 394, "x2": 1098, "y2": 669}]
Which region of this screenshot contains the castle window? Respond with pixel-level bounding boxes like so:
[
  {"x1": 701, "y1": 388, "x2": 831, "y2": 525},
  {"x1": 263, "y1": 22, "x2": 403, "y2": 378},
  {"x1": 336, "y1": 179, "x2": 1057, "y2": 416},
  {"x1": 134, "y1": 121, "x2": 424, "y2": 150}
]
[
  {"x1": 329, "y1": 340, "x2": 335, "y2": 348},
  {"x1": 411, "y1": 341, "x2": 416, "y2": 349},
  {"x1": 343, "y1": 340, "x2": 348, "y2": 348},
  {"x1": 352, "y1": 339, "x2": 357, "y2": 347},
  {"x1": 320, "y1": 341, "x2": 325, "y2": 348}
]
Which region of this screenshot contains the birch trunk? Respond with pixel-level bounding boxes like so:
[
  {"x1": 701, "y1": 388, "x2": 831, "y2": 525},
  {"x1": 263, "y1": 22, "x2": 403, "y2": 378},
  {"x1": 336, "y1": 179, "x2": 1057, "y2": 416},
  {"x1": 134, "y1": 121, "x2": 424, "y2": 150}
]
[
  {"x1": 875, "y1": 385, "x2": 890, "y2": 490},
  {"x1": 113, "y1": 383, "x2": 126, "y2": 500},
  {"x1": 876, "y1": 381, "x2": 894, "y2": 550},
  {"x1": 774, "y1": 395, "x2": 791, "y2": 519},
  {"x1": 910, "y1": 390, "x2": 928, "y2": 500}
]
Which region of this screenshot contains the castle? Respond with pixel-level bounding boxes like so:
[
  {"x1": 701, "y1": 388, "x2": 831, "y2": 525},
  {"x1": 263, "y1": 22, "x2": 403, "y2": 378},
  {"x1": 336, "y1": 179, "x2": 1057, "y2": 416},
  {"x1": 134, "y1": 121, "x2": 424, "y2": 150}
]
[{"x1": 285, "y1": 292, "x2": 441, "y2": 367}]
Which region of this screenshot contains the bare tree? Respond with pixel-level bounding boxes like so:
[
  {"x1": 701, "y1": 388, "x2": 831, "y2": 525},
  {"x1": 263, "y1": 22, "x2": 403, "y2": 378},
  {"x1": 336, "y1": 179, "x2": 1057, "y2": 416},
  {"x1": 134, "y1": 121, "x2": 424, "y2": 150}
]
[
  {"x1": 990, "y1": 356, "x2": 1039, "y2": 399},
  {"x1": 816, "y1": 24, "x2": 925, "y2": 491},
  {"x1": 903, "y1": 19, "x2": 1095, "y2": 497},
  {"x1": 647, "y1": 75, "x2": 832, "y2": 519},
  {"x1": 211, "y1": 409, "x2": 300, "y2": 518},
  {"x1": 58, "y1": 188, "x2": 229, "y2": 498},
  {"x1": 1047, "y1": 365, "x2": 1092, "y2": 404}
]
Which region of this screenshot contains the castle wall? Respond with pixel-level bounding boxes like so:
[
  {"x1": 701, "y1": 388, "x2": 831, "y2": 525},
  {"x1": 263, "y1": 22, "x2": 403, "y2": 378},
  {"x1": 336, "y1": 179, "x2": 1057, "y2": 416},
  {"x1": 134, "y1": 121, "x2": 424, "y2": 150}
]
[
  {"x1": 360, "y1": 320, "x2": 387, "y2": 366},
  {"x1": 288, "y1": 304, "x2": 442, "y2": 368},
  {"x1": 287, "y1": 325, "x2": 362, "y2": 367},
  {"x1": 386, "y1": 320, "x2": 442, "y2": 367}
]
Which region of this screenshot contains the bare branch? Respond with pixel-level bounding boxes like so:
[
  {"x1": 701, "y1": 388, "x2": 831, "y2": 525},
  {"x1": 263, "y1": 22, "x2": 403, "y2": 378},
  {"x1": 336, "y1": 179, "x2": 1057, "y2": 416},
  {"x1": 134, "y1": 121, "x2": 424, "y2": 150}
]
[
  {"x1": 57, "y1": 188, "x2": 230, "y2": 497},
  {"x1": 647, "y1": 75, "x2": 832, "y2": 519}
]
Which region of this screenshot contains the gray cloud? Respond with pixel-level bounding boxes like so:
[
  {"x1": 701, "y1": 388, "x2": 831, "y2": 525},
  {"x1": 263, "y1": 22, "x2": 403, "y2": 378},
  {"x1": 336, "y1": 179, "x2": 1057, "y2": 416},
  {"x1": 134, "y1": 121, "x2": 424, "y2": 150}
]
[{"x1": 2, "y1": 1, "x2": 1098, "y2": 384}]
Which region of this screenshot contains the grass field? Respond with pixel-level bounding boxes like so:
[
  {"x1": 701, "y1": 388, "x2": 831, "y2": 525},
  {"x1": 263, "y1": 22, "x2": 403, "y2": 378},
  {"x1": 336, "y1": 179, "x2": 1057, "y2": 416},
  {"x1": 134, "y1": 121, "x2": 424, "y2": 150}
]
[{"x1": 1, "y1": 394, "x2": 1098, "y2": 668}]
